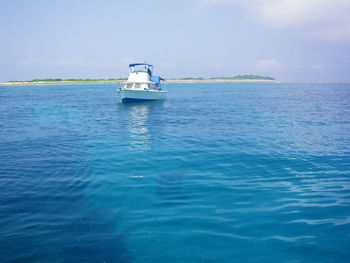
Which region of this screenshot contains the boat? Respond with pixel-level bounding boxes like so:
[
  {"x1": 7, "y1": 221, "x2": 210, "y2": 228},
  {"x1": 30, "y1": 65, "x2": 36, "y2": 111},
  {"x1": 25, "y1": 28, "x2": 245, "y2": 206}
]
[{"x1": 118, "y1": 63, "x2": 167, "y2": 102}]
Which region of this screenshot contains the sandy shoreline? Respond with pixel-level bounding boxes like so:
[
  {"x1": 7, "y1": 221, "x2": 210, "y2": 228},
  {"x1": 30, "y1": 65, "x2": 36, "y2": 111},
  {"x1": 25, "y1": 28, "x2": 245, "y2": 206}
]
[{"x1": 0, "y1": 79, "x2": 277, "y2": 86}]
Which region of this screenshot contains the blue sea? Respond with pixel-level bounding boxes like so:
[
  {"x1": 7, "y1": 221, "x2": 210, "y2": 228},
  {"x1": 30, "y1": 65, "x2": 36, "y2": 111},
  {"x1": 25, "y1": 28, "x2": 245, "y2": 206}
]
[{"x1": 1, "y1": 82, "x2": 350, "y2": 263}]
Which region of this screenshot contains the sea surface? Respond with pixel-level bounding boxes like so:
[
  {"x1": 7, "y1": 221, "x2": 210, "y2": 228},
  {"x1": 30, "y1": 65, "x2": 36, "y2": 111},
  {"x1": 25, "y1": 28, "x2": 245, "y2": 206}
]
[{"x1": 1, "y1": 82, "x2": 350, "y2": 263}]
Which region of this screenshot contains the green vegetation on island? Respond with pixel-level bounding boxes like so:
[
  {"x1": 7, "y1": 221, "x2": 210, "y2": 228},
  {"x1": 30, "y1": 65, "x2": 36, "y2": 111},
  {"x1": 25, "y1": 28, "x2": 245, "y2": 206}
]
[
  {"x1": 177, "y1": 77, "x2": 205, "y2": 80},
  {"x1": 174, "y1": 74, "x2": 274, "y2": 81},
  {"x1": 214, "y1": 75, "x2": 274, "y2": 80},
  {"x1": 5, "y1": 75, "x2": 274, "y2": 85},
  {"x1": 8, "y1": 78, "x2": 127, "y2": 83}
]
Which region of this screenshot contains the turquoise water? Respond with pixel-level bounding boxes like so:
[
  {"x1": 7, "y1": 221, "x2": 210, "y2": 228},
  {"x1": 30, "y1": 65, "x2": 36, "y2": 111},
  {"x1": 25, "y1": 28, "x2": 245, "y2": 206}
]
[{"x1": 1, "y1": 82, "x2": 350, "y2": 262}]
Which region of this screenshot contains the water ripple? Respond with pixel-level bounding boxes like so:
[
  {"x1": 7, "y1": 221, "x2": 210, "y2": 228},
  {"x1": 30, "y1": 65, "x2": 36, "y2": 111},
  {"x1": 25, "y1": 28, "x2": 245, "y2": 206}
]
[{"x1": 1, "y1": 83, "x2": 350, "y2": 262}]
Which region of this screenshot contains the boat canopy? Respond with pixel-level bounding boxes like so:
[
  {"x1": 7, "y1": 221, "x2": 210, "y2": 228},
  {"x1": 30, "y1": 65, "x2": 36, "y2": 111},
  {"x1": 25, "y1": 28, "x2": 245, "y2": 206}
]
[
  {"x1": 129, "y1": 63, "x2": 153, "y2": 68},
  {"x1": 129, "y1": 63, "x2": 153, "y2": 73},
  {"x1": 151, "y1": 76, "x2": 165, "y2": 87}
]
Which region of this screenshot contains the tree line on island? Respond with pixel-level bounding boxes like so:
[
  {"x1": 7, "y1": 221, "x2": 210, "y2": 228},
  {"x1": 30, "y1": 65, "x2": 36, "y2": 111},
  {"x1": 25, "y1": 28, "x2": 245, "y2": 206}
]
[
  {"x1": 8, "y1": 74, "x2": 274, "y2": 82},
  {"x1": 176, "y1": 75, "x2": 274, "y2": 80},
  {"x1": 8, "y1": 78, "x2": 128, "y2": 82}
]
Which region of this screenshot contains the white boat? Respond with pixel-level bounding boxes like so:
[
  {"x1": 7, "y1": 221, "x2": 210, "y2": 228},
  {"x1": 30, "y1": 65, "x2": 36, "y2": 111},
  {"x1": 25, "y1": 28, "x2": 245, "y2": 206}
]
[{"x1": 118, "y1": 63, "x2": 167, "y2": 102}]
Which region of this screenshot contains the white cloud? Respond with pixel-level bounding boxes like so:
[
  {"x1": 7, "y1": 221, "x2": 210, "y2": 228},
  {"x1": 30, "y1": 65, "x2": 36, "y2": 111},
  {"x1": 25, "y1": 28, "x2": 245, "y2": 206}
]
[
  {"x1": 17, "y1": 54, "x2": 128, "y2": 68},
  {"x1": 200, "y1": 0, "x2": 236, "y2": 5},
  {"x1": 311, "y1": 64, "x2": 325, "y2": 70},
  {"x1": 118, "y1": 57, "x2": 136, "y2": 64},
  {"x1": 18, "y1": 52, "x2": 44, "y2": 65},
  {"x1": 200, "y1": 0, "x2": 350, "y2": 43},
  {"x1": 207, "y1": 63, "x2": 223, "y2": 70},
  {"x1": 18, "y1": 57, "x2": 44, "y2": 65},
  {"x1": 161, "y1": 61, "x2": 176, "y2": 69},
  {"x1": 48, "y1": 56, "x2": 86, "y2": 66},
  {"x1": 255, "y1": 58, "x2": 282, "y2": 71}
]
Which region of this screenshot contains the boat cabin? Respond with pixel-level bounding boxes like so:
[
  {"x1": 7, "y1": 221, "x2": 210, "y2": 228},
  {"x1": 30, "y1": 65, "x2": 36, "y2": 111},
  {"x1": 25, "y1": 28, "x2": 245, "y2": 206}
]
[{"x1": 125, "y1": 63, "x2": 164, "y2": 91}]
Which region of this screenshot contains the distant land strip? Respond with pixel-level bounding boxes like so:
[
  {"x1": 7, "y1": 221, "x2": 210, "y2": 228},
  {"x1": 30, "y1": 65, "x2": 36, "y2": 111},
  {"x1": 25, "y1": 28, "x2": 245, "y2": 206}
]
[{"x1": 0, "y1": 75, "x2": 275, "y2": 86}]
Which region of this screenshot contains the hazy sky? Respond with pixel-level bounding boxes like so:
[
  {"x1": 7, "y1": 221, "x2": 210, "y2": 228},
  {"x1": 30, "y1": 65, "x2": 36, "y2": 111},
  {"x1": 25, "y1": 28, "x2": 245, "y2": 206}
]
[{"x1": 1, "y1": 0, "x2": 350, "y2": 81}]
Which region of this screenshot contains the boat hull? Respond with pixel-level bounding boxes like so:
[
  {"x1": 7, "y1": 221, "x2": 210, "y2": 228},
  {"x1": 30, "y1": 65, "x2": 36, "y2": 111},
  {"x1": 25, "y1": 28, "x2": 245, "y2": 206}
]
[{"x1": 118, "y1": 89, "x2": 167, "y2": 102}]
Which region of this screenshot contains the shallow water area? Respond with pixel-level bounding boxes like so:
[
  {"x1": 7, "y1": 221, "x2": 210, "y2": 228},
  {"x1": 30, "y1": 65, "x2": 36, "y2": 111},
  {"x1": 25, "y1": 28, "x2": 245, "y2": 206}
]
[{"x1": 1, "y1": 82, "x2": 350, "y2": 262}]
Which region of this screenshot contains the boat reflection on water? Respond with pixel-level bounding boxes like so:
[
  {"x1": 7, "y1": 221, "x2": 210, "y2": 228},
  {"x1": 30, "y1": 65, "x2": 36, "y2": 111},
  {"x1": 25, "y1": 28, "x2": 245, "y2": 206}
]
[{"x1": 118, "y1": 101, "x2": 166, "y2": 152}]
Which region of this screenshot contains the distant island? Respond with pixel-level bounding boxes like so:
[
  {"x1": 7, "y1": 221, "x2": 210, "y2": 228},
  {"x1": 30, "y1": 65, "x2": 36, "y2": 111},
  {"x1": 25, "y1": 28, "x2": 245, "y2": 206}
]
[
  {"x1": 7, "y1": 78, "x2": 128, "y2": 83},
  {"x1": 175, "y1": 75, "x2": 274, "y2": 81},
  {"x1": 1, "y1": 75, "x2": 275, "y2": 86}
]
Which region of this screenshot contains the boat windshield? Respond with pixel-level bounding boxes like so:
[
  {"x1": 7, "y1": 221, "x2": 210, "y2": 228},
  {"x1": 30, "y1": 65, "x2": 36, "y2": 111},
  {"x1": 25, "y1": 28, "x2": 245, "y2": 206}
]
[{"x1": 129, "y1": 64, "x2": 153, "y2": 74}]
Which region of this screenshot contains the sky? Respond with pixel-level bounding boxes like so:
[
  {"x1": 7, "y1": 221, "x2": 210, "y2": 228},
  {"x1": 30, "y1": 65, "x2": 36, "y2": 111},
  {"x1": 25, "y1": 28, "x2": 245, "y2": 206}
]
[{"x1": 1, "y1": 0, "x2": 350, "y2": 81}]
